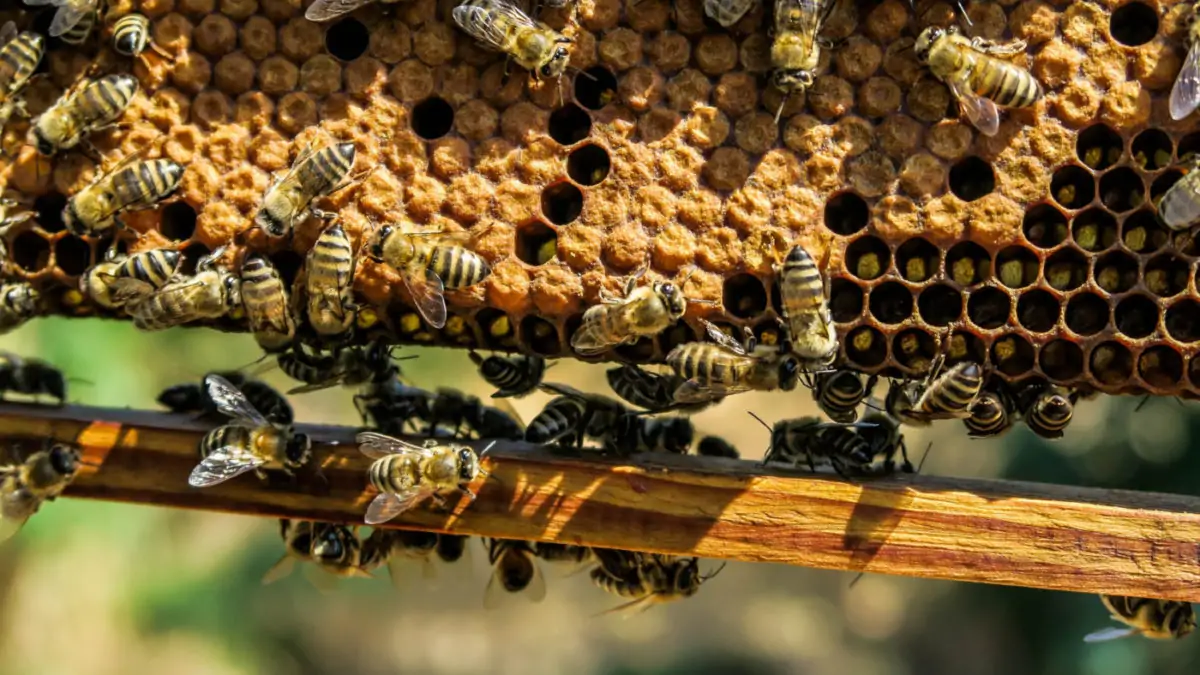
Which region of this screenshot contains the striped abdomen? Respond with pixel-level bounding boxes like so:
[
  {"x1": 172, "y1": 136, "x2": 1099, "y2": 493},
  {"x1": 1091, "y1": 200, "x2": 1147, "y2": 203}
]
[
  {"x1": 667, "y1": 343, "x2": 754, "y2": 388},
  {"x1": 474, "y1": 352, "x2": 544, "y2": 397},
  {"x1": 427, "y1": 245, "x2": 490, "y2": 289},
  {"x1": 277, "y1": 350, "x2": 338, "y2": 384},
  {"x1": 917, "y1": 362, "x2": 983, "y2": 417},
  {"x1": 0, "y1": 283, "x2": 37, "y2": 334},
  {"x1": 199, "y1": 425, "x2": 252, "y2": 460},
  {"x1": 367, "y1": 454, "x2": 418, "y2": 494},
  {"x1": 591, "y1": 565, "x2": 647, "y2": 598},
  {"x1": 131, "y1": 270, "x2": 233, "y2": 330},
  {"x1": 112, "y1": 14, "x2": 151, "y2": 56},
  {"x1": 525, "y1": 396, "x2": 585, "y2": 444},
  {"x1": 779, "y1": 244, "x2": 825, "y2": 316},
  {"x1": 306, "y1": 222, "x2": 354, "y2": 335},
  {"x1": 111, "y1": 160, "x2": 184, "y2": 212},
  {"x1": 815, "y1": 426, "x2": 874, "y2": 467},
  {"x1": 297, "y1": 143, "x2": 355, "y2": 198},
  {"x1": 113, "y1": 248, "x2": 180, "y2": 289},
  {"x1": 969, "y1": 53, "x2": 1042, "y2": 108},
  {"x1": 813, "y1": 370, "x2": 870, "y2": 423},
  {"x1": 241, "y1": 255, "x2": 294, "y2": 350},
  {"x1": 1025, "y1": 390, "x2": 1072, "y2": 439},
  {"x1": 1158, "y1": 172, "x2": 1200, "y2": 230},
  {"x1": 606, "y1": 365, "x2": 678, "y2": 410},
  {"x1": 76, "y1": 74, "x2": 139, "y2": 128},
  {"x1": 0, "y1": 31, "x2": 45, "y2": 97},
  {"x1": 59, "y1": 11, "x2": 97, "y2": 45},
  {"x1": 964, "y1": 391, "x2": 1011, "y2": 438}
]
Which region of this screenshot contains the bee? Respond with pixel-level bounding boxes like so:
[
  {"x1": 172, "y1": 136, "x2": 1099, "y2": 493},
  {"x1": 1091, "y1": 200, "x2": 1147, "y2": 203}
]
[
  {"x1": 80, "y1": 247, "x2": 183, "y2": 310},
  {"x1": 696, "y1": 435, "x2": 740, "y2": 459},
  {"x1": 282, "y1": 340, "x2": 398, "y2": 394},
  {"x1": 770, "y1": 0, "x2": 833, "y2": 122},
  {"x1": 129, "y1": 247, "x2": 241, "y2": 330},
  {"x1": 913, "y1": 26, "x2": 1042, "y2": 136},
  {"x1": 23, "y1": 0, "x2": 100, "y2": 44},
  {"x1": 453, "y1": 0, "x2": 573, "y2": 82},
  {"x1": 356, "y1": 431, "x2": 491, "y2": 524},
  {"x1": 810, "y1": 369, "x2": 877, "y2": 423},
  {"x1": 436, "y1": 534, "x2": 470, "y2": 563},
  {"x1": 469, "y1": 351, "x2": 547, "y2": 398},
  {"x1": 365, "y1": 224, "x2": 492, "y2": 329},
  {"x1": 526, "y1": 382, "x2": 627, "y2": 449},
  {"x1": 189, "y1": 374, "x2": 312, "y2": 487},
  {"x1": 157, "y1": 371, "x2": 293, "y2": 425},
  {"x1": 0, "y1": 23, "x2": 46, "y2": 135},
  {"x1": 1085, "y1": 595, "x2": 1196, "y2": 643},
  {"x1": 361, "y1": 529, "x2": 444, "y2": 587},
  {"x1": 241, "y1": 253, "x2": 295, "y2": 352},
  {"x1": 534, "y1": 541, "x2": 593, "y2": 565},
  {"x1": 0, "y1": 352, "x2": 67, "y2": 404},
  {"x1": 484, "y1": 538, "x2": 547, "y2": 609},
  {"x1": 1171, "y1": 5, "x2": 1200, "y2": 120},
  {"x1": 963, "y1": 388, "x2": 1015, "y2": 438},
  {"x1": 32, "y1": 74, "x2": 139, "y2": 157},
  {"x1": 602, "y1": 412, "x2": 695, "y2": 457},
  {"x1": 605, "y1": 364, "x2": 718, "y2": 415},
  {"x1": 570, "y1": 275, "x2": 687, "y2": 355},
  {"x1": 252, "y1": 141, "x2": 356, "y2": 239},
  {"x1": 63, "y1": 155, "x2": 185, "y2": 236},
  {"x1": 591, "y1": 550, "x2": 723, "y2": 614},
  {"x1": 855, "y1": 405, "x2": 915, "y2": 474},
  {"x1": 1155, "y1": 158, "x2": 1200, "y2": 231},
  {"x1": 417, "y1": 387, "x2": 524, "y2": 440},
  {"x1": 704, "y1": 0, "x2": 757, "y2": 26},
  {"x1": 0, "y1": 282, "x2": 39, "y2": 335},
  {"x1": 778, "y1": 244, "x2": 837, "y2": 369},
  {"x1": 885, "y1": 356, "x2": 984, "y2": 427},
  {"x1": 757, "y1": 414, "x2": 900, "y2": 478},
  {"x1": 1018, "y1": 382, "x2": 1074, "y2": 440},
  {"x1": 354, "y1": 375, "x2": 433, "y2": 435},
  {"x1": 0, "y1": 442, "x2": 82, "y2": 544},
  {"x1": 111, "y1": 13, "x2": 173, "y2": 62},
  {"x1": 665, "y1": 321, "x2": 801, "y2": 404},
  {"x1": 305, "y1": 0, "x2": 405, "y2": 22},
  {"x1": 304, "y1": 220, "x2": 357, "y2": 338},
  {"x1": 263, "y1": 520, "x2": 371, "y2": 586}
]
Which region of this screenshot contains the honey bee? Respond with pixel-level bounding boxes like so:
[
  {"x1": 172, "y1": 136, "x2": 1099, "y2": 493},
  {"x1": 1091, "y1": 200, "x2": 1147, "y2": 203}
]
[
  {"x1": 111, "y1": 13, "x2": 174, "y2": 62},
  {"x1": 913, "y1": 26, "x2": 1042, "y2": 136},
  {"x1": 190, "y1": 374, "x2": 313, "y2": 487},
  {"x1": 696, "y1": 435, "x2": 740, "y2": 459},
  {"x1": 354, "y1": 374, "x2": 432, "y2": 435},
  {"x1": 1018, "y1": 382, "x2": 1074, "y2": 440},
  {"x1": 484, "y1": 538, "x2": 547, "y2": 609},
  {"x1": 305, "y1": 0, "x2": 405, "y2": 22},
  {"x1": 452, "y1": 0, "x2": 573, "y2": 81},
  {"x1": 23, "y1": 0, "x2": 99, "y2": 44},
  {"x1": 591, "y1": 550, "x2": 723, "y2": 614},
  {"x1": 770, "y1": 0, "x2": 832, "y2": 122},
  {"x1": 32, "y1": 74, "x2": 139, "y2": 156},
  {"x1": 1172, "y1": 6, "x2": 1200, "y2": 120},
  {"x1": 0, "y1": 282, "x2": 39, "y2": 335},
  {"x1": 704, "y1": 0, "x2": 757, "y2": 26},
  {"x1": 963, "y1": 388, "x2": 1015, "y2": 438},
  {"x1": 810, "y1": 369, "x2": 877, "y2": 423},
  {"x1": 1156, "y1": 159, "x2": 1200, "y2": 232},
  {"x1": 604, "y1": 412, "x2": 695, "y2": 456},
  {"x1": 778, "y1": 244, "x2": 836, "y2": 368},
  {"x1": 366, "y1": 224, "x2": 492, "y2": 329},
  {"x1": 436, "y1": 533, "x2": 469, "y2": 563},
  {"x1": 665, "y1": 321, "x2": 801, "y2": 403},
  {"x1": 0, "y1": 23, "x2": 45, "y2": 135},
  {"x1": 263, "y1": 520, "x2": 371, "y2": 586},
  {"x1": 282, "y1": 340, "x2": 397, "y2": 394},
  {"x1": 63, "y1": 155, "x2": 185, "y2": 236},
  {"x1": 533, "y1": 541, "x2": 593, "y2": 565},
  {"x1": 757, "y1": 414, "x2": 903, "y2": 478},
  {"x1": 0, "y1": 442, "x2": 82, "y2": 544},
  {"x1": 304, "y1": 220, "x2": 357, "y2": 338},
  {"x1": 570, "y1": 275, "x2": 687, "y2": 355},
  {"x1": 128, "y1": 247, "x2": 241, "y2": 330},
  {"x1": 422, "y1": 387, "x2": 525, "y2": 440},
  {"x1": 158, "y1": 371, "x2": 293, "y2": 425},
  {"x1": 469, "y1": 351, "x2": 547, "y2": 398},
  {"x1": 241, "y1": 253, "x2": 295, "y2": 352},
  {"x1": 357, "y1": 431, "x2": 491, "y2": 524},
  {"x1": 0, "y1": 352, "x2": 67, "y2": 404},
  {"x1": 1085, "y1": 595, "x2": 1196, "y2": 643},
  {"x1": 526, "y1": 381, "x2": 627, "y2": 448},
  {"x1": 80, "y1": 247, "x2": 182, "y2": 309},
  {"x1": 605, "y1": 364, "x2": 718, "y2": 415},
  {"x1": 885, "y1": 355, "x2": 984, "y2": 426},
  {"x1": 252, "y1": 141, "x2": 357, "y2": 239}
]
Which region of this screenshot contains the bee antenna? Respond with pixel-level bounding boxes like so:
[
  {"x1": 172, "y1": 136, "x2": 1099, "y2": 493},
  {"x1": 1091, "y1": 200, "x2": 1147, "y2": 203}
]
[
  {"x1": 847, "y1": 571, "x2": 866, "y2": 589},
  {"x1": 916, "y1": 441, "x2": 933, "y2": 474},
  {"x1": 1134, "y1": 394, "x2": 1151, "y2": 412},
  {"x1": 774, "y1": 95, "x2": 788, "y2": 126},
  {"x1": 570, "y1": 67, "x2": 597, "y2": 82},
  {"x1": 747, "y1": 411, "x2": 772, "y2": 433},
  {"x1": 479, "y1": 440, "x2": 497, "y2": 458},
  {"x1": 702, "y1": 561, "x2": 727, "y2": 581}
]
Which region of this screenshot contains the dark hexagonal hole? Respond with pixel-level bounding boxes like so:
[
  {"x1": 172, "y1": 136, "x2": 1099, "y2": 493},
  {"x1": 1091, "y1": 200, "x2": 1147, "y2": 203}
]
[
  {"x1": 1109, "y1": 2, "x2": 1158, "y2": 46},
  {"x1": 515, "y1": 221, "x2": 557, "y2": 266},
  {"x1": 1065, "y1": 292, "x2": 1109, "y2": 336},
  {"x1": 1180, "y1": 132, "x2": 1200, "y2": 160},
  {"x1": 752, "y1": 319, "x2": 787, "y2": 352},
  {"x1": 522, "y1": 315, "x2": 562, "y2": 356},
  {"x1": 895, "y1": 237, "x2": 939, "y2": 284},
  {"x1": 1071, "y1": 208, "x2": 1118, "y2": 252},
  {"x1": 161, "y1": 202, "x2": 197, "y2": 241},
  {"x1": 723, "y1": 273, "x2": 767, "y2": 318},
  {"x1": 476, "y1": 308, "x2": 516, "y2": 349},
  {"x1": 615, "y1": 337, "x2": 656, "y2": 363},
  {"x1": 1166, "y1": 299, "x2": 1200, "y2": 342},
  {"x1": 1044, "y1": 247, "x2": 1087, "y2": 291},
  {"x1": 325, "y1": 17, "x2": 369, "y2": 61},
  {"x1": 1090, "y1": 341, "x2": 1133, "y2": 385},
  {"x1": 1122, "y1": 209, "x2": 1168, "y2": 253},
  {"x1": 945, "y1": 241, "x2": 990, "y2": 287},
  {"x1": 966, "y1": 286, "x2": 1011, "y2": 329},
  {"x1": 575, "y1": 66, "x2": 618, "y2": 110},
  {"x1": 992, "y1": 334, "x2": 1035, "y2": 377},
  {"x1": 893, "y1": 328, "x2": 937, "y2": 371},
  {"x1": 11, "y1": 231, "x2": 49, "y2": 272},
  {"x1": 1017, "y1": 289, "x2": 1058, "y2": 332},
  {"x1": 658, "y1": 322, "x2": 698, "y2": 355},
  {"x1": 829, "y1": 277, "x2": 864, "y2": 322},
  {"x1": 1132, "y1": 128, "x2": 1173, "y2": 171},
  {"x1": 1076, "y1": 124, "x2": 1124, "y2": 171},
  {"x1": 412, "y1": 97, "x2": 454, "y2": 140},
  {"x1": 33, "y1": 192, "x2": 67, "y2": 233},
  {"x1": 1139, "y1": 346, "x2": 1183, "y2": 388},
  {"x1": 868, "y1": 281, "x2": 914, "y2": 324},
  {"x1": 1040, "y1": 339, "x2": 1084, "y2": 381},
  {"x1": 1149, "y1": 169, "x2": 1183, "y2": 203},
  {"x1": 54, "y1": 236, "x2": 91, "y2": 276},
  {"x1": 994, "y1": 245, "x2": 1039, "y2": 289},
  {"x1": 1050, "y1": 164, "x2": 1095, "y2": 209},
  {"x1": 1114, "y1": 294, "x2": 1159, "y2": 339},
  {"x1": 269, "y1": 249, "x2": 304, "y2": 287},
  {"x1": 918, "y1": 283, "x2": 962, "y2": 326},
  {"x1": 844, "y1": 325, "x2": 886, "y2": 368},
  {"x1": 1023, "y1": 203, "x2": 1069, "y2": 249},
  {"x1": 548, "y1": 104, "x2": 592, "y2": 146},
  {"x1": 1094, "y1": 250, "x2": 1138, "y2": 294},
  {"x1": 823, "y1": 191, "x2": 869, "y2": 236},
  {"x1": 178, "y1": 242, "x2": 211, "y2": 275},
  {"x1": 567, "y1": 144, "x2": 610, "y2": 186},
  {"x1": 845, "y1": 235, "x2": 890, "y2": 280},
  {"x1": 1099, "y1": 167, "x2": 1145, "y2": 213},
  {"x1": 948, "y1": 156, "x2": 995, "y2": 202},
  {"x1": 1144, "y1": 253, "x2": 1189, "y2": 297},
  {"x1": 541, "y1": 182, "x2": 583, "y2": 225}
]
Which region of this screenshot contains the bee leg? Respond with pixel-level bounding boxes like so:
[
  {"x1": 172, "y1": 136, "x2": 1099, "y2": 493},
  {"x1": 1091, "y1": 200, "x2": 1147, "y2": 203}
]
[
  {"x1": 148, "y1": 40, "x2": 177, "y2": 62},
  {"x1": 969, "y1": 37, "x2": 1027, "y2": 55},
  {"x1": 311, "y1": 208, "x2": 338, "y2": 220}
]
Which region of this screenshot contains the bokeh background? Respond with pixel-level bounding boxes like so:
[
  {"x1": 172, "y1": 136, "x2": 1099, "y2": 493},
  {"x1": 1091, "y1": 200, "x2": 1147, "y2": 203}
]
[{"x1": 1, "y1": 318, "x2": 1199, "y2": 675}]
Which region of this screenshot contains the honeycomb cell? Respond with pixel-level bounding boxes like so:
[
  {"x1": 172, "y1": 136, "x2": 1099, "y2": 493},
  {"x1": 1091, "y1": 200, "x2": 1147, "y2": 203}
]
[
  {"x1": 1022, "y1": 204, "x2": 1069, "y2": 248},
  {"x1": 893, "y1": 328, "x2": 937, "y2": 371},
  {"x1": 945, "y1": 241, "x2": 990, "y2": 287},
  {"x1": 1094, "y1": 250, "x2": 1138, "y2": 294},
  {"x1": 723, "y1": 273, "x2": 767, "y2": 318},
  {"x1": 326, "y1": 17, "x2": 368, "y2": 62},
  {"x1": 1166, "y1": 299, "x2": 1200, "y2": 342},
  {"x1": 515, "y1": 222, "x2": 557, "y2": 266},
  {"x1": 845, "y1": 235, "x2": 890, "y2": 280},
  {"x1": 1131, "y1": 128, "x2": 1173, "y2": 171},
  {"x1": 947, "y1": 331, "x2": 987, "y2": 366},
  {"x1": 12, "y1": 231, "x2": 49, "y2": 273},
  {"x1": 1050, "y1": 164, "x2": 1095, "y2": 209},
  {"x1": 542, "y1": 183, "x2": 584, "y2": 225},
  {"x1": 160, "y1": 202, "x2": 198, "y2": 241},
  {"x1": 1149, "y1": 170, "x2": 1183, "y2": 204},
  {"x1": 994, "y1": 246, "x2": 1038, "y2": 289},
  {"x1": 1040, "y1": 339, "x2": 1084, "y2": 381},
  {"x1": 869, "y1": 281, "x2": 913, "y2": 325},
  {"x1": 522, "y1": 315, "x2": 561, "y2": 356},
  {"x1": 895, "y1": 238, "x2": 938, "y2": 284},
  {"x1": 1070, "y1": 208, "x2": 1118, "y2": 252},
  {"x1": 992, "y1": 334, "x2": 1034, "y2": 377},
  {"x1": 1075, "y1": 123, "x2": 1123, "y2": 171},
  {"x1": 829, "y1": 277, "x2": 865, "y2": 322},
  {"x1": 1140, "y1": 346, "x2": 1183, "y2": 388},
  {"x1": 823, "y1": 191, "x2": 869, "y2": 235},
  {"x1": 549, "y1": 104, "x2": 592, "y2": 146},
  {"x1": 845, "y1": 325, "x2": 887, "y2": 368},
  {"x1": 1115, "y1": 294, "x2": 1159, "y2": 339},
  {"x1": 1098, "y1": 167, "x2": 1144, "y2": 214},
  {"x1": 1180, "y1": 132, "x2": 1200, "y2": 159},
  {"x1": 1017, "y1": 289, "x2": 1058, "y2": 332},
  {"x1": 179, "y1": 243, "x2": 211, "y2": 275},
  {"x1": 54, "y1": 236, "x2": 91, "y2": 276},
  {"x1": 411, "y1": 97, "x2": 453, "y2": 140},
  {"x1": 1144, "y1": 254, "x2": 1189, "y2": 298},
  {"x1": 567, "y1": 144, "x2": 611, "y2": 186},
  {"x1": 1065, "y1": 292, "x2": 1108, "y2": 336},
  {"x1": 1090, "y1": 341, "x2": 1133, "y2": 386},
  {"x1": 1121, "y1": 209, "x2": 1168, "y2": 253},
  {"x1": 33, "y1": 192, "x2": 67, "y2": 233},
  {"x1": 1044, "y1": 247, "x2": 1087, "y2": 291},
  {"x1": 918, "y1": 283, "x2": 963, "y2": 326},
  {"x1": 576, "y1": 66, "x2": 618, "y2": 110},
  {"x1": 1109, "y1": 2, "x2": 1158, "y2": 47},
  {"x1": 967, "y1": 286, "x2": 1011, "y2": 330}
]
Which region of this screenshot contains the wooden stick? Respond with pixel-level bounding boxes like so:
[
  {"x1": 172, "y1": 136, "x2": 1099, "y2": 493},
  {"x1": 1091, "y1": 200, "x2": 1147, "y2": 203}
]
[{"x1": 2, "y1": 402, "x2": 1200, "y2": 601}]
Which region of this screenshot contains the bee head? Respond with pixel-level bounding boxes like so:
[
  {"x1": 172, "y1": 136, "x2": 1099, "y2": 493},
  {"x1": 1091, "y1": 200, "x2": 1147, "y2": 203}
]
[
  {"x1": 48, "y1": 443, "x2": 81, "y2": 476},
  {"x1": 1169, "y1": 603, "x2": 1197, "y2": 638},
  {"x1": 913, "y1": 27, "x2": 942, "y2": 63},
  {"x1": 31, "y1": 125, "x2": 55, "y2": 157},
  {"x1": 312, "y1": 525, "x2": 349, "y2": 562},
  {"x1": 656, "y1": 282, "x2": 687, "y2": 318},
  {"x1": 283, "y1": 432, "x2": 312, "y2": 468},
  {"x1": 770, "y1": 68, "x2": 815, "y2": 92},
  {"x1": 777, "y1": 356, "x2": 801, "y2": 391},
  {"x1": 457, "y1": 447, "x2": 479, "y2": 483},
  {"x1": 368, "y1": 225, "x2": 392, "y2": 260},
  {"x1": 541, "y1": 43, "x2": 572, "y2": 79}
]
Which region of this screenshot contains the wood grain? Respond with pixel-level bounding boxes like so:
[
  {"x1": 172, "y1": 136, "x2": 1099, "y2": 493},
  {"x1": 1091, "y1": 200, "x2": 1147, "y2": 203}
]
[{"x1": 3, "y1": 402, "x2": 1200, "y2": 601}]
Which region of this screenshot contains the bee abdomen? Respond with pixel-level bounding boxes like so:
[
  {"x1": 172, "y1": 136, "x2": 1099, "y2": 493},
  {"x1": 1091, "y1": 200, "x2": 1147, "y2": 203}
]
[
  {"x1": 919, "y1": 363, "x2": 983, "y2": 415},
  {"x1": 780, "y1": 245, "x2": 824, "y2": 308},
  {"x1": 429, "y1": 246, "x2": 491, "y2": 289},
  {"x1": 112, "y1": 14, "x2": 151, "y2": 56},
  {"x1": 79, "y1": 74, "x2": 139, "y2": 125},
  {"x1": 1026, "y1": 391, "x2": 1072, "y2": 439},
  {"x1": 964, "y1": 392, "x2": 1010, "y2": 437},
  {"x1": 975, "y1": 59, "x2": 1042, "y2": 108},
  {"x1": 525, "y1": 398, "x2": 584, "y2": 444},
  {"x1": 117, "y1": 249, "x2": 181, "y2": 287},
  {"x1": 300, "y1": 143, "x2": 355, "y2": 194},
  {"x1": 199, "y1": 425, "x2": 251, "y2": 459},
  {"x1": 368, "y1": 455, "x2": 408, "y2": 493},
  {"x1": 60, "y1": 12, "x2": 97, "y2": 45},
  {"x1": 1159, "y1": 174, "x2": 1200, "y2": 230},
  {"x1": 1, "y1": 33, "x2": 43, "y2": 82}
]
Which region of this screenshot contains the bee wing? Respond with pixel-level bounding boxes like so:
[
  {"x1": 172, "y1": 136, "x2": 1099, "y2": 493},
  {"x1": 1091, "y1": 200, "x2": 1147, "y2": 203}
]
[
  {"x1": 108, "y1": 278, "x2": 156, "y2": 305},
  {"x1": 705, "y1": 0, "x2": 756, "y2": 26},
  {"x1": 538, "y1": 381, "x2": 589, "y2": 399},
  {"x1": 261, "y1": 554, "x2": 297, "y2": 585},
  {"x1": 204, "y1": 374, "x2": 271, "y2": 427},
  {"x1": 0, "y1": 21, "x2": 16, "y2": 45},
  {"x1": 701, "y1": 319, "x2": 748, "y2": 355},
  {"x1": 356, "y1": 431, "x2": 434, "y2": 459},
  {"x1": 570, "y1": 309, "x2": 621, "y2": 355},
  {"x1": 48, "y1": 0, "x2": 97, "y2": 38},
  {"x1": 1083, "y1": 626, "x2": 1138, "y2": 643},
  {"x1": 1171, "y1": 43, "x2": 1200, "y2": 120},
  {"x1": 947, "y1": 76, "x2": 1000, "y2": 137},
  {"x1": 364, "y1": 489, "x2": 429, "y2": 524},
  {"x1": 304, "y1": 0, "x2": 375, "y2": 21},
  {"x1": 188, "y1": 446, "x2": 266, "y2": 487},
  {"x1": 595, "y1": 594, "x2": 660, "y2": 618},
  {"x1": 0, "y1": 490, "x2": 32, "y2": 544},
  {"x1": 401, "y1": 263, "x2": 447, "y2": 329},
  {"x1": 673, "y1": 379, "x2": 752, "y2": 404},
  {"x1": 452, "y1": 0, "x2": 537, "y2": 52}
]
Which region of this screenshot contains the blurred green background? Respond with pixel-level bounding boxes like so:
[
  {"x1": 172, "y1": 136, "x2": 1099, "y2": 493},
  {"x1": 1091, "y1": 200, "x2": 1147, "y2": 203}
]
[{"x1": 1, "y1": 317, "x2": 1198, "y2": 675}]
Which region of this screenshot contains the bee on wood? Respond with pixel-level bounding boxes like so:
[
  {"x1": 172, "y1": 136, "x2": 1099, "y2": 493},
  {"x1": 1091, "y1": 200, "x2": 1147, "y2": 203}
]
[
  {"x1": 305, "y1": 0, "x2": 406, "y2": 22},
  {"x1": 526, "y1": 381, "x2": 627, "y2": 449},
  {"x1": 24, "y1": 0, "x2": 100, "y2": 44},
  {"x1": 357, "y1": 431, "x2": 492, "y2": 524},
  {"x1": 469, "y1": 351, "x2": 547, "y2": 398},
  {"x1": 1156, "y1": 157, "x2": 1200, "y2": 232},
  {"x1": 534, "y1": 541, "x2": 593, "y2": 565},
  {"x1": 0, "y1": 352, "x2": 67, "y2": 404},
  {"x1": 240, "y1": 253, "x2": 295, "y2": 353},
  {"x1": 80, "y1": 247, "x2": 182, "y2": 310},
  {"x1": 32, "y1": 74, "x2": 139, "y2": 157},
  {"x1": 665, "y1": 321, "x2": 801, "y2": 404},
  {"x1": 263, "y1": 520, "x2": 371, "y2": 586},
  {"x1": 962, "y1": 388, "x2": 1015, "y2": 439},
  {"x1": 252, "y1": 141, "x2": 356, "y2": 239},
  {"x1": 696, "y1": 435, "x2": 740, "y2": 459},
  {"x1": 810, "y1": 369, "x2": 877, "y2": 423},
  {"x1": 591, "y1": 550, "x2": 724, "y2": 614},
  {"x1": 63, "y1": 155, "x2": 185, "y2": 236},
  {"x1": 885, "y1": 354, "x2": 984, "y2": 427},
  {"x1": 570, "y1": 275, "x2": 687, "y2": 355},
  {"x1": 0, "y1": 282, "x2": 39, "y2": 335},
  {"x1": 452, "y1": 0, "x2": 574, "y2": 82},
  {"x1": 189, "y1": 374, "x2": 312, "y2": 487},
  {"x1": 913, "y1": 26, "x2": 1042, "y2": 136},
  {"x1": 778, "y1": 244, "x2": 838, "y2": 369},
  {"x1": 605, "y1": 364, "x2": 718, "y2": 415},
  {"x1": 1172, "y1": 5, "x2": 1200, "y2": 120},
  {"x1": 485, "y1": 538, "x2": 547, "y2": 609},
  {"x1": 416, "y1": 387, "x2": 524, "y2": 441},
  {"x1": 304, "y1": 220, "x2": 357, "y2": 338},
  {"x1": 1085, "y1": 595, "x2": 1196, "y2": 643},
  {"x1": 157, "y1": 371, "x2": 293, "y2": 425},
  {"x1": 0, "y1": 23, "x2": 45, "y2": 136},
  {"x1": 0, "y1": 442, "x2": 82, "y2": 544},
  {"x1": 704, "y1": 0, "x2": 757, "y2": 26},
  {"x1": 757, "y1": 414, "x2": 900, "y2": 478},
  {"x1": 770, "y1": 0, "x2": 833, "y2": 122},
  {"x1": 854, "y1": 405, "x2": 915, "y2": 474},
  {"x1": 282, "y1": 340, "x2": 401, "y2": 395},
  {"x1": 111, "y1": 13, "x2": 174, "y2": 63},
  {"x1": 366, "y1": 224, "x2": 492, "y2": 329},
  {"x1": 128, "y1": 247, "x2": 240, "y2": 330},
  {"x1": 354, "y1": 375, "x2": 433, "y2": 436}
]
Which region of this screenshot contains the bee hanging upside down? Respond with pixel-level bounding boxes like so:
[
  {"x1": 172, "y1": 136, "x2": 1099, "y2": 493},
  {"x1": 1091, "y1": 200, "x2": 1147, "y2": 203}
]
[
  {"x1": 0, "y1": 443, "x2": 82, "y2": 544},
  {"x1": 1085, "y1": 595, "x2": 1196, "y2": 643}
]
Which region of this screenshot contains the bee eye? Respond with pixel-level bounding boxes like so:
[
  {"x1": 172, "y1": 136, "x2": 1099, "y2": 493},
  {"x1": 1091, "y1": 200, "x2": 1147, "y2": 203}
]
[{"x1": 541, "y1": 65, "x2": 552, "y2": 77}]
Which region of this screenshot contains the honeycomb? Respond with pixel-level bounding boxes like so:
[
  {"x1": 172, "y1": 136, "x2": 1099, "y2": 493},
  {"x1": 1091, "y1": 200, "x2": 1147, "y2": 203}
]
[{"x1": 2, "y1": 0, "x2": 1200, "y2": 397}]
